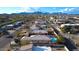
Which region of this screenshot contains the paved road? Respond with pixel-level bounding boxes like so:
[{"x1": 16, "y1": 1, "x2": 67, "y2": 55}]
[
  {"x1": 63, "y1": 37, "x2": 77, "y2": 51},
  {"x1": 52, "y1": 25, "x2": 78, "y2": 51},
  {"x1": 0, "y1": 35, "x2": 14, "y2": 50}
]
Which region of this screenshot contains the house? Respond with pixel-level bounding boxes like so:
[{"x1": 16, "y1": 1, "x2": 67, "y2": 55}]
[
  {"x1": 0, "y1": 28, "x2": 9, "y2": 36},
  {"x1": 6, "y1": 24, "x2": 15, "y2": 30},
  {"x1": 21, "y1": 35, "x2": 50, "y2": 44}
]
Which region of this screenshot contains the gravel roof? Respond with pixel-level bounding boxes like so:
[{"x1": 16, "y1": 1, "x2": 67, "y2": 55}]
[
  {"x1": 31, "y1": 30, "x2": 48, "y2": 34},
  {"x1": 21, "y1": 35, "x2": 50, "y2": 40},
  {"x1": 30, "y1": 35, "x2": 50, "y2": 40}
]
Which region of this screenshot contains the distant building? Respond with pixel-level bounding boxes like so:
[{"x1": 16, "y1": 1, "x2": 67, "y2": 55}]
[{"x1": 36, "y1": 19, "x2": 46, "y2": 25}]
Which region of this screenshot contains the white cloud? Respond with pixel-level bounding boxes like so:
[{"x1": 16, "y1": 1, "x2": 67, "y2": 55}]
[
  {"x1": 16, "y1": 7, "x2": 41, "y2": 12},
  {"x1": 64, "y1": 8, "x2": 69, "y2": 11},
  {"x1": 30, "y1": 7, "x2": 40, "y2": 11},
  {"x1": 59, "y1": 8, "x2": 75, "y2": 13},
  {"x1": 17, "y1": 7, "x2": 34, "y2": 12},
  {"x1": 68, "y1": 8, "x2": 74, "y2": 11}
]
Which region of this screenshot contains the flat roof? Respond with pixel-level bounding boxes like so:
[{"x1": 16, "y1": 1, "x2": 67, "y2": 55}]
[
  {"x1": 61, "y1": 24, "x2": 79, "y2": 27},
  {"x1": 30, "y1": 35, "x2": 50, "y2": 40},
  {"x1": 31, "y1": 30, "x2": 48, "y2": 34},
  {"x1": 21, "y1": 35, "x2": 50, "y2": 40},
  {"x1": 7, "y1": 24, "x2": 14, "y2": 26}
]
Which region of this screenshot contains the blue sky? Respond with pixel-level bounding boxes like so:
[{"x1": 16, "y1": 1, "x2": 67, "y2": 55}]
[{"x1": 0, "y1": 7, "x2": 79, "y2": 14}]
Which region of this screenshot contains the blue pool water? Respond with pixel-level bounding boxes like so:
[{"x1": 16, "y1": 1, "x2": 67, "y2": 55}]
[{"x1": 47, "y1": 35, "x2": 57, "y2": 43}]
